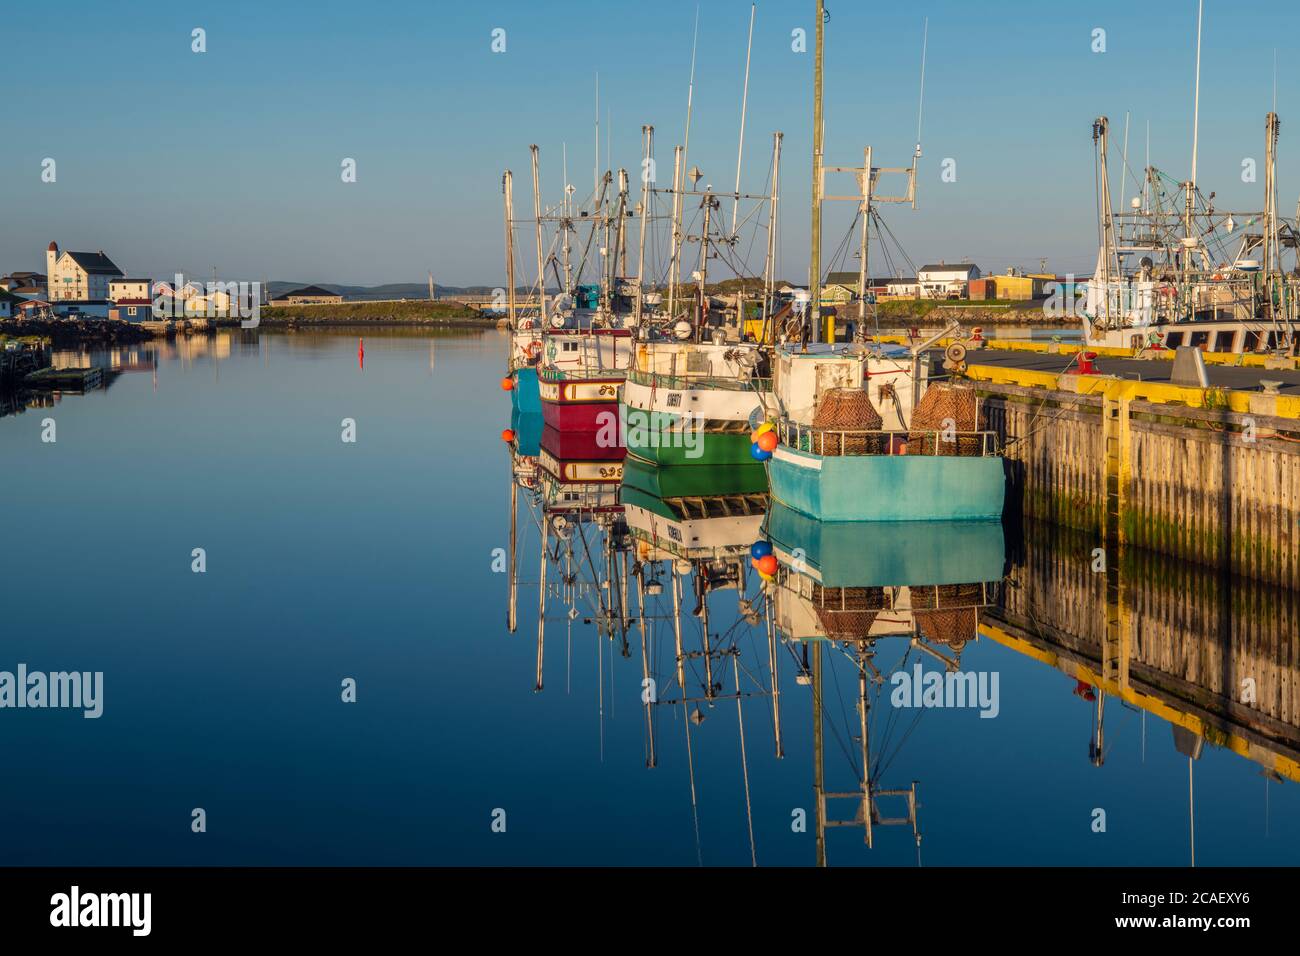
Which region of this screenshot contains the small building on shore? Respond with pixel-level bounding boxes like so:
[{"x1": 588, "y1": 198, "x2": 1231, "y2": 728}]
[
  {"x1": 918, "y1": 262, "x2": 980, "y2": 299},
  {"x1": 271, "y1": 285, "x2": 343, "y2": 305},
  {"x1": 1, "y1": 271, "x2": 47, "y2": 295},
  {"x1": 109, "y1": 278, "x2": 154, "y2": 322},
  {"x1": 0, "y1": 289, "x2": 24, "y2": 318}
]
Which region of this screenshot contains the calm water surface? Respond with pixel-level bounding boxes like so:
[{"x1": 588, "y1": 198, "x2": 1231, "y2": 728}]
[{"x1": 1, "y1": 329, "x2": 1295, "y2": 866}]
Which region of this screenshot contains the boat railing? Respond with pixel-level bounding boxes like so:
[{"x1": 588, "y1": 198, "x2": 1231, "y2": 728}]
[
  {"x1": 776, "y1": 420, "x2": 1001, "y2": 458},
  {"x1": 628, "y1": 368, "x2": 770, "y2": 392}
]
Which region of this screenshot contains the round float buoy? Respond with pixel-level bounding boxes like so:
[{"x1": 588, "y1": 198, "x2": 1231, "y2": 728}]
[
  {"x1": 750, "y1": 540, "x2": 772, "y2": 560},
  {"x1": 501, "y1": 428, "x2": 516, "y2": 442},
  {"x1": 757, "y1": 430, "x2": 778, "y2": 452},
  {"x1": 750, "y1": 443, "x2": 771, "y2": 461},
  {"x1": 756, "y1": 554, "x2": 778, "y2": 576},
  {"x1": 501, "y1": 376, "x2": 515, "y2": 391}
]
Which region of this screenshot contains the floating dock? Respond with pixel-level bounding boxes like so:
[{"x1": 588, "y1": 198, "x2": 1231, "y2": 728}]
[{"x1": 23, "y1": 365, "x2": 103, "y2": 392}]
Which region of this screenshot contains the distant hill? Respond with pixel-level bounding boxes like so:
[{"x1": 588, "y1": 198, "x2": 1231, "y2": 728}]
[{"x1": 266, "y1": 281, "x2": 508, "y2": 301}]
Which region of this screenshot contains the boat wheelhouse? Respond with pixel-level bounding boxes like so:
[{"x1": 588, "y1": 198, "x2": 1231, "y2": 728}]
[
  {"x1": 620, "y1": 337, "x2": 773, "y2": 468},
  {"x1": 765, "y1": 344, "x2": 1005, "y2": 522}
]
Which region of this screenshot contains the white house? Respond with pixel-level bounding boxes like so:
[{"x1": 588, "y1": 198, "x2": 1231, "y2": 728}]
[
  {"x1": 917, "y1": 262, "x2": 980, "y2": 299},
  {"x1": 0, "y1": 289, "x2": 24, "y2": 318},
  {"x1": 45, "y1": 241, "x2": 124, "y2": 303},
  {"x1": 108, "y1": 279, "x2": 154, "y2": 322}
]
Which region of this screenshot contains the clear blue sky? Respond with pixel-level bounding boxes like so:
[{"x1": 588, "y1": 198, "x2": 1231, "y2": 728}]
[{"x1": 3, "y1": 0, "x2": 1296, "y2": 286}]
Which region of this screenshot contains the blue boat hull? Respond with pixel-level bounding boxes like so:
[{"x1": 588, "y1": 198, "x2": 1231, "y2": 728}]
[
  {"x1": 511, "y1": 367, "x2": 541, "y2": 415},
  {"x1": 768, "y1": 446, "x2": 1005, "y2": 521},
  {"x1": 765, "y1": 503, "x2": 1006, "y2": 588}
]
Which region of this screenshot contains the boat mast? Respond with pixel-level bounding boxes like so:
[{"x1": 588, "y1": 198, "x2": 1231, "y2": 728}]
[
  {"x1": 676, "y1": 7, "x2": 701, "y2": 308},
  {"x1": 616, "y1": 168, "x2": 630, "y2": 283},
  {"x1": 1093, "y1": 118, "x2": 1116, "y2": 329},
  {"x1": 761, "y1": 132, "x2": 783, "y2": 340},
  {"x1": 731, "y1": 3, "x2": 756, "y2": 241},
  {"x1": 1264, "y1": 111, "x2": 1280, "y2": 331},
  {"x1": 1190, "y1": 0, "x2": 1203, "y2": 187},
  {"x1": 536, "y1": 518, "x2": 548, "y2": 692},
  {"x1": 503, "y1": 170, "x2": 517, "y2": 326},
  {"x1": 812, "y1": 639, "x2": 826, "y2": 866},
  {"x1": 530, "y1": 145, "x2": 548, "y2": 326},
  {"x1": 636, "y1": 125, "x2": 654, "y2": 325},
  {"x1": 811, "y1": 0, "x2": 826, "y2": 342},
  {"x1": 508, "y1": 473, "x2": 518, "y2": 632},
  {"x1": 697, "y1": 191, "x2": 715, "y2": 338},
  {"x1": 668, "y1": 145, "x2": 685, "y2": 318},
  {"x1": 562, "y1": 143, "x2": 573, "y2": 295},
  {"x1": 856, "y1": 146, "x2": 873, "y2": 330}
]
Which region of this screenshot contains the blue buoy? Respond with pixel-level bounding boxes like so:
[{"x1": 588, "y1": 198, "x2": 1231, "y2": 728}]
[
  {"x1": 751, "y1": 443, "x2": 772, "y2": 462},
  {"x1": 750, "y1": 540, "x2": 772, "y2": 560}
]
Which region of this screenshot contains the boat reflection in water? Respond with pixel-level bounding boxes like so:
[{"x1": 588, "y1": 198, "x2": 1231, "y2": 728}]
[
  {"x1": 503, "y1": 410, "x2": 1300, "y2": 866},
  {"x1": 765, "y1": 504, "x2": 1007, "y2": 864}
]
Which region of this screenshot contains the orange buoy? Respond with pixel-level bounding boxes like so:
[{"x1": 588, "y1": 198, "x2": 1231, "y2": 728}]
[
  {"x1": 501, "y1": 376, "x2": 515, "y2": 391},
  {"x1": 501, "y1": 428, "x2": 516, "y2": 442},
  {"x1": 757, "y1": 430, "x2": 778, "y2": 452},
  {"x1": 756, "y1": 554, "x2": 778, "y2": 575}
]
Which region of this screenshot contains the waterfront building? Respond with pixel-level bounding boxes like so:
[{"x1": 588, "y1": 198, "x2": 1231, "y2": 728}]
[
  {"x1": 45, "y1": 241, "x2": 123, "y2": 303},
  {"x1": 917, "y1": 262, "x2": 980, "y2": 299},
  {"x1": 0, "y1": 289, "x2": 23, "y2": 318},
  {"x1": 108, "y1": 278, "x2": 154, "y2": 322},
  {"x1": 271, "y1": 285, "x2": 343, "y2": 305},
  {"x1": 0, "y1": 271, "x2": 47, "y2": 295}
]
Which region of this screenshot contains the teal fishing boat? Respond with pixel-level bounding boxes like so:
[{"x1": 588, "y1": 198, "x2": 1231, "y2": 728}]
[
  {"x1": 765, "y1": 345, "x2": 1006, "y2": 521},
  {"x1": 765, "y1": 503, "x2": 1006, "y2": 589},
  {"x1": 764, "y1": 502, "x2": 1006, "y2": 645}
]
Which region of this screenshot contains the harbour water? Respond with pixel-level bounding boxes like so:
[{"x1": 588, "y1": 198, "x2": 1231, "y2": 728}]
[{"x1": 2, "y1": 328, "x2": 1297, "y2": 866}]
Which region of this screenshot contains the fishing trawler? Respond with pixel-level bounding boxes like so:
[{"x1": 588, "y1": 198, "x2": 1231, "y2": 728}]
[
  {"x1": 620, "y1": 457, "x2": 768, "y2": 564},
  {"x1": 761, "y1": 1, "x2": 1005, "y2": 523},
  {"x1": 1081, "y1": 8, "x2": 1300, "y2": 355},
  {"x1": 765, "y1": 503, "x2": 1005, "y2": 647},
  {"x1": 620, "y1": 144, "x2": 784, "y2": 468},
  {"x1": 763, "y1": 503, "x2": 1007, "y2": 863},
  {"x1": 765, "y1": 342, "x2": 1005, "y2": 521},
  {"x1": 1084, "y1": 112, "x2": 1300, "y2": 355},
  {"x1": 502, "y1": 156, "x2": 638, "y2": 422}
]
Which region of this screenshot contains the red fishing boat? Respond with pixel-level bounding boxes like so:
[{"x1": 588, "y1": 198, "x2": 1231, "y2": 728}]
[{"x1": 537, "y1": 327, "x2": 633, "y2": 431}]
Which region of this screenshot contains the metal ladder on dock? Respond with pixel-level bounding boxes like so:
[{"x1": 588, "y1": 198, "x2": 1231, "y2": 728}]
[{"x1": 1100, "y1": 393, "x2": 1130, "y2": 687}]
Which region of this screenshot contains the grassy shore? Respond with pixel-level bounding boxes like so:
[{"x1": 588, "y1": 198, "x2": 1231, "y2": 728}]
[
  {"x1": 258, "y1": 300, "x2": 489, "y2": 325},
  {"x1": 872, "y1": 298, "x2": 1070, "y2": 324}
]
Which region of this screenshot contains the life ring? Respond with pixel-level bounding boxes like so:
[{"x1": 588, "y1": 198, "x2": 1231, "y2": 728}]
[{"x1": 525, "y1": 340, "x2": 543, "y2": 361}]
